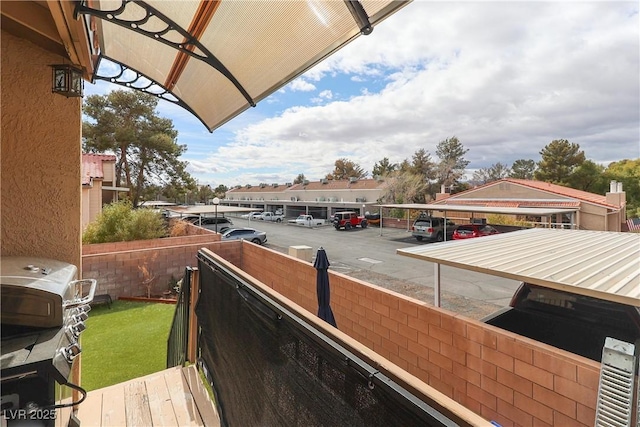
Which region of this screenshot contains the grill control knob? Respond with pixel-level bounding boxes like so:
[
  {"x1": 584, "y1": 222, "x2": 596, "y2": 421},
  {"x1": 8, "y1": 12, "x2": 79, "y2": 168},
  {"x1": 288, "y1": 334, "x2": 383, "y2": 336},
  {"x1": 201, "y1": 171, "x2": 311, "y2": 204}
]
[
  {"x1": 67, "y1": 321, "x2": 86, "y2": 339},
  {"x1": 73, "y1": 312, "x2": 88, "y2": 322},
  {"x1": 63, "y1": 343, "x2": 82, "y2": 362}
]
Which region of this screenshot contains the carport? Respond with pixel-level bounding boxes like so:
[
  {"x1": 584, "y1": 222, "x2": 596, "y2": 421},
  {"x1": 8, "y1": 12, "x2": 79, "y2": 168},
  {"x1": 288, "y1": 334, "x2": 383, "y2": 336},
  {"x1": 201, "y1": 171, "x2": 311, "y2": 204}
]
[
  {"x1": 166, "y1": 205, "x2": 257, "y2": 226},
  {"x1": 375, "y1": 203, "x2": 579, "y2": 236},
  {"x1": 397, "y1": 228, "x2": 640, "y2": 308}
]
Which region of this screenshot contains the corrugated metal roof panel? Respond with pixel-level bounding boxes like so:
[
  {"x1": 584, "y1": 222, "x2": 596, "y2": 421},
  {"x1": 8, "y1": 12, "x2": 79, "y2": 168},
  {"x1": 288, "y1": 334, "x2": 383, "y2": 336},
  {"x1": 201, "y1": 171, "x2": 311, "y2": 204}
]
[{"x1": 398, "y1": 228, "x2": 640, "y2": 307}]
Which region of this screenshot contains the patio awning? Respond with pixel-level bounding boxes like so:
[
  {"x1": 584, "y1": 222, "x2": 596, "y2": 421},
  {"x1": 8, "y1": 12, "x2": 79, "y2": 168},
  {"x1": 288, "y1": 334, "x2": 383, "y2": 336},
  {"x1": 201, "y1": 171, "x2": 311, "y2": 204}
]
[
  {"x1": 398, "y1": 228, "x2": 640, "y2": 307},
  {"x1": 76, "y1": 0, "x2": 410, "y2": 132}
]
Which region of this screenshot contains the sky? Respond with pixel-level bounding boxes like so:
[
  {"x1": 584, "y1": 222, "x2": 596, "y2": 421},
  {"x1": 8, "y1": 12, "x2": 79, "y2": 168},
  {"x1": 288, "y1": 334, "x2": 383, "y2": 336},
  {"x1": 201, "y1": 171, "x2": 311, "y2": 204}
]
[{"x1": 85, "y1": 1, "x2": 640, "y2": 189}]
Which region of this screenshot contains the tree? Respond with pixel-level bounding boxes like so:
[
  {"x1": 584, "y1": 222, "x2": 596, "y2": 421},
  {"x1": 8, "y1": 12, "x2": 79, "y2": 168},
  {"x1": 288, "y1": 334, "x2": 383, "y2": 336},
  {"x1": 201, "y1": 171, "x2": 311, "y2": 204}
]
[
  {"x1": 372, "y1": 157, "x2": 398, "y2": 177},
  {"x1": 435, "y1": 136, "x2": 470, "y2": 189},
  {"x1": 83, "y1": 90, "x2": 194, "y2": 207},
  {"x1": 213, "y1": 184, "x2": 228, "y2": 198},
  {"x1": 195, "y1": 184, "x2": 215, "y2": 204},
  {"x1": 293, "y1": 173, "x2": 306, "y2": 184},
  {"x1": 380, "y1": 172, "x2": 429, "y2": 205},
  {"x1": 510, "y1": 159, "x2": 537, "y2": 179},
  {"x1": 534, "y1": 139, "x2": 585, "y2": 185},
  {"x1": 566, "y1": 160, "x2": 607, "y2": 193},
  {"x1": 472, "y1": 162, "x2": 511, "y2": 185},
  {"x1": 410, "y1": 149, "x2": 436, "y2": 178},
  {"x1": 326, "y1": 158, "x2": 367, "y2": 180}
]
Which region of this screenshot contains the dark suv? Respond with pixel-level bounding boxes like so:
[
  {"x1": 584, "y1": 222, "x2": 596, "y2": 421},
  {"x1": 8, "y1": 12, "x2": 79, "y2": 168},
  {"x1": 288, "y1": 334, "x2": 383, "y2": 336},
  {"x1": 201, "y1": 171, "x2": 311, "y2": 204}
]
[{"x1": 411, "y1": 216, "x2": 456, "y2": 242}]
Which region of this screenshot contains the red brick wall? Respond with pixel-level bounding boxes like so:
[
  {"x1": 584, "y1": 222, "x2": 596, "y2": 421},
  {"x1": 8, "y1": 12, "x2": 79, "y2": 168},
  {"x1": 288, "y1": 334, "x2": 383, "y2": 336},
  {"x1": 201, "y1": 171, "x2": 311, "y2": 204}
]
[
  {"x1": 81, "y1": 228, "x2": 244, "y2": 298},
  {"x1": 236, "y1": 243, "x2": 600, "y2": 427}
]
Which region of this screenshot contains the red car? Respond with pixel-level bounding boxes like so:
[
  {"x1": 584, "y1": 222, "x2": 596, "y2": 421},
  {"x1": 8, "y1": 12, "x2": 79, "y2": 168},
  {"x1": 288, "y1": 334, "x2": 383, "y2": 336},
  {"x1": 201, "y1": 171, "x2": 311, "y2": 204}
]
[{"x1": 452, "y1": 224, "x2": 499, "y2": 240}]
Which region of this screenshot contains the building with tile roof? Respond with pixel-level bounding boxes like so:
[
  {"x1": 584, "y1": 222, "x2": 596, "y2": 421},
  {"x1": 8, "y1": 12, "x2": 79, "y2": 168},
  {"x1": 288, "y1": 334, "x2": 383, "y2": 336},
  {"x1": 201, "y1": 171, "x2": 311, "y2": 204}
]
[
  {"x1": 224, "y1": 178, "x2": 386, "y2": 219},
  {"x1": 434, "y1": 178, "x2": 627, "y2": 231},
  {"x1": 81, "y1": 154, "x2": 129, "y2": 228}
]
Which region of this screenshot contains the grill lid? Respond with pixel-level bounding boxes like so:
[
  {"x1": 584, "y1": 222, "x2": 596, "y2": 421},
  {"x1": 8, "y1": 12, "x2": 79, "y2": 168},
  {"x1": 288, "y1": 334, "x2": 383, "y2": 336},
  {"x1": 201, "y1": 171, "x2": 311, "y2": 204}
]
[
  {"x1": 1, "y1": 257, "x2": 77, "y2": 292},
  {"x1": 1, "y1": 257, "x2": 78, "y2": 329}
]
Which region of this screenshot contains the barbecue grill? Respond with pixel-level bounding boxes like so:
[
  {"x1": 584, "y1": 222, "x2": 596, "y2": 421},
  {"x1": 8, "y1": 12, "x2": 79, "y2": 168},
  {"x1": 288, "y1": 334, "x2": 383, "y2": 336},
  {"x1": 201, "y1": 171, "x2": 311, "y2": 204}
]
[{"x1": 1, "y1": 256, "x2": 96, "y2": 426}]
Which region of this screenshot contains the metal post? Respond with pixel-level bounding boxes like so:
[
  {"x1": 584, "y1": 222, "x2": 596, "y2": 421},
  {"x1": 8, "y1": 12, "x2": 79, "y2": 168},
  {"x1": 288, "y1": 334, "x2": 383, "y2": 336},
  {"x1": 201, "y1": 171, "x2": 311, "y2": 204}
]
[
  {"x1": 213, "y1": 197, "x2": 220, "y2": 233},
  {"x1": 434, "y1": 263, "x2": 441, "y2": 307}
]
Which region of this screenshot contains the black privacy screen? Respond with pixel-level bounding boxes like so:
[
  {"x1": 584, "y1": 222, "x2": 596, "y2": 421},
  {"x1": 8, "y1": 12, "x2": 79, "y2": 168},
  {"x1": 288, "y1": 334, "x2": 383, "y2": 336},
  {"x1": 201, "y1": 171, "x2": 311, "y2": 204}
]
[{"x1": 196, "y1": 251, "x2": 460, "y2": 427}]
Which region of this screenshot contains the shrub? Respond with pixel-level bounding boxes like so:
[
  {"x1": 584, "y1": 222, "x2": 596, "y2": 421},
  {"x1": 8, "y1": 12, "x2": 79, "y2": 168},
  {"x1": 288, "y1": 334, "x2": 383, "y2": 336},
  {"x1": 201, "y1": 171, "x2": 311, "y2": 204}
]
[
  {"x1": 487, "y1": 214, "x2": 532, "y2": 227},
  {"x1": 83, "y1": 201, "x2": 167, "y2": 244}
]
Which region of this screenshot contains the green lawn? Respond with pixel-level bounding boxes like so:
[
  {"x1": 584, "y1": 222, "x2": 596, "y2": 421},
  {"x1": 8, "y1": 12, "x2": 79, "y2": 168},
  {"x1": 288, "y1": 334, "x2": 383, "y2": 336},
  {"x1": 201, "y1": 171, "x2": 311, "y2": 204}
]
[{"x1": 81, "y1": 300, "x2": 176, "y2": 391}]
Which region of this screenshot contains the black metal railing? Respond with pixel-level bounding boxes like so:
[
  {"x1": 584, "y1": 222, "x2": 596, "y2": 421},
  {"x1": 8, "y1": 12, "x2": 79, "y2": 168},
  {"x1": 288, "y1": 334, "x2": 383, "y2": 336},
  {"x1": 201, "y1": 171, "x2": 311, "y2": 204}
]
[{"x1": 166, "y1": 267, "x2": 193, "y2": 368}]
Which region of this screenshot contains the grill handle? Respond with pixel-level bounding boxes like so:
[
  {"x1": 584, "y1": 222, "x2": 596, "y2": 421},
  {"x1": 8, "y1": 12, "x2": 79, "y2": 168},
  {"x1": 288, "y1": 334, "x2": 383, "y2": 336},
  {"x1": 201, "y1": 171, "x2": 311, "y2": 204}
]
[{"x1": 63, "y1": 279, "x2": 97, "y2": 308}]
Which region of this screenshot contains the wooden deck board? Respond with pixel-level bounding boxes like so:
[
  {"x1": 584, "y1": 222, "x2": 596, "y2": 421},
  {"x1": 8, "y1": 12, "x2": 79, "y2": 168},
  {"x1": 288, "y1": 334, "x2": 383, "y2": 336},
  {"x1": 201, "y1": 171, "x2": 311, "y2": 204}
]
[
  {"x1": 101, "y1": 383, "x2": 127, "y2": 426},
  {"x1": 164, "y1": 366, "x2": 203, "y2": 426},
  {"x1": 79, "y1": 366, "x2": 218, "y2": 426},
  {"x1": 76, "y1": 390, "x2": 103, "y2": 426},
  {"x1": 182, "y1": 365, "x2": 220, "y2": 427},
  {"x1": 124, "y1": 381, "x2": 153, "y2": 426},
  {"x1": 145, "y1": 371, "x2": 179, "y2": 426}
]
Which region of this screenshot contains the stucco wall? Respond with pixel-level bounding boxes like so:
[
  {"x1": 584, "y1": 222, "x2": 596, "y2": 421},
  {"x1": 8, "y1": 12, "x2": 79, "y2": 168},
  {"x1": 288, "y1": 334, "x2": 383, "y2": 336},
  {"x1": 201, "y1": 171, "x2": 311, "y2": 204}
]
[
  {"x1": 235, "y1": 243, "x2": 601, "y2": 426},
  {"x1": 1, "y1": 30, "x2": 82, "y2": 268}
]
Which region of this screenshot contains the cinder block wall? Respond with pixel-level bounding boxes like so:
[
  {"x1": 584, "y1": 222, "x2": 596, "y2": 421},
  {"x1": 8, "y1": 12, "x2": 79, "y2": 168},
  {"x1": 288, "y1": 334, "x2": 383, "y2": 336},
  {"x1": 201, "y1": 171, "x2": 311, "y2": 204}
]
[
  {"x1": 238, "y1": 243, "x2": 600, "y2": 426},
  {"x1": 82, "y1": 227, "x2": 242, "y2": 298}
]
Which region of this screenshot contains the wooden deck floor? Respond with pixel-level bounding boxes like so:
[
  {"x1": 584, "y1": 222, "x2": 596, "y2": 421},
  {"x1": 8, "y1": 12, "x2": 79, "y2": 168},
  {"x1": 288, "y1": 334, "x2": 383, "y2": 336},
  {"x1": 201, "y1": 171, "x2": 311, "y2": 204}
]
[{"x1": 76, "y1": 365, "x2": 220, "y2": 426}]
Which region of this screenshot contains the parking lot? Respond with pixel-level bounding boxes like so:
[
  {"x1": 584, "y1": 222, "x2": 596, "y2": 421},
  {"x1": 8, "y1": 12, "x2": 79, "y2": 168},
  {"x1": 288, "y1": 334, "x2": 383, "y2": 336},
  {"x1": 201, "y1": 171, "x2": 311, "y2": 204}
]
[{"x1": 227, "y1": 215, "x2": 520, "y2": 319}]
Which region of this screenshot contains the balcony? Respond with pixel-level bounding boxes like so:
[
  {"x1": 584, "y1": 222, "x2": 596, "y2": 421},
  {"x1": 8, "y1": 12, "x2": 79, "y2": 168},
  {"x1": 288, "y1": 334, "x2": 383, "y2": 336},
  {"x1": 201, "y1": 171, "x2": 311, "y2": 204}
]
[{"x1": 80, "y1": 239, "x2": 604, "y2": 426}]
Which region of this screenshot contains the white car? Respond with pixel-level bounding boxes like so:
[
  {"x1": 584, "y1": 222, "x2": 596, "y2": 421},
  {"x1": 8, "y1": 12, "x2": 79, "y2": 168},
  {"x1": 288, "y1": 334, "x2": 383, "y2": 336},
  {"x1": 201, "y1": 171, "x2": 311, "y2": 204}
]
[{"x1": 241, "y1": 212, "x2": 263, "y2": 220}]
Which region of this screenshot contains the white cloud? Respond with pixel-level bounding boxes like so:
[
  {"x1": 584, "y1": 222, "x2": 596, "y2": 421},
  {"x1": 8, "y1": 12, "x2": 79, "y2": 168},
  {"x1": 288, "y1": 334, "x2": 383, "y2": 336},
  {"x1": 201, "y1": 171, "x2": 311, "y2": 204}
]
[
  {"x1": 288, "y1": 78, "x2": 316, "y2": 92},
  {"x1": 181, "y1": 2, "x2": 639, "y2": 186}
]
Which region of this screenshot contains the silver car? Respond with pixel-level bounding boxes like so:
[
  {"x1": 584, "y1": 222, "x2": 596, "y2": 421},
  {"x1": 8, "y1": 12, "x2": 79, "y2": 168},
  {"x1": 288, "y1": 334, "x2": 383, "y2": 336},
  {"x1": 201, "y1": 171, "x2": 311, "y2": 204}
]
[
  {"x1": 411, "y1": 216, "x2": 457, "y2": 242},
  {"x1": 220, "y1": 228, "x2": 267, "y2": 245}
]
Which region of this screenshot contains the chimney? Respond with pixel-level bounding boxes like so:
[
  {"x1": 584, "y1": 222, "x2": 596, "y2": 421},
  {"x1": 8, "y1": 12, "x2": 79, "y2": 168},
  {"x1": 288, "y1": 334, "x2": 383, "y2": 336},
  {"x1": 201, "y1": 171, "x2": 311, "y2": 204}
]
[{"x1": 606, "y1": 180, "x2": 626, "y2": 208}]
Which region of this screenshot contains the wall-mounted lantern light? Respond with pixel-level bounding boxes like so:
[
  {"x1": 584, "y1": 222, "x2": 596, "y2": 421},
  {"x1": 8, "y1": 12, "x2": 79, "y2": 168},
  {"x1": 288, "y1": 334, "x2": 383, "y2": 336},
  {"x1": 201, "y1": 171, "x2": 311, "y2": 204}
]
[{"x1": 51, "y1": 64, "x2": 84, "y2": 97}]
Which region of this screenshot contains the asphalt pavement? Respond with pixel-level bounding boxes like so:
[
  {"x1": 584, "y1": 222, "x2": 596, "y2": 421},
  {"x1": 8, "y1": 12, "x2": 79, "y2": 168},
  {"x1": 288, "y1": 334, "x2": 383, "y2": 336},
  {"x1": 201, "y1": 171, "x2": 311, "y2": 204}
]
[{"x1": 230, "y1": 216, "x2": 521, "y2": 319}]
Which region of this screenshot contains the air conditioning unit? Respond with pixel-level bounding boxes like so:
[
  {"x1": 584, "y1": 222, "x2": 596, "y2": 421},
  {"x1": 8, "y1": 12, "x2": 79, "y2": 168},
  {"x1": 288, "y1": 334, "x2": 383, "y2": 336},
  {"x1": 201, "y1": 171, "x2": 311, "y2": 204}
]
[
  {"x1": 272, "y1": 183, "x2": 278, "y2": 187},
  {"x1": 349, "y1": 177, "x2": 358, "y2": 183},
  {"x1": 321, "y1": 178, "x2": 328, "y2": 184},
  {"x1": 303, "y1": 180, "x2": 309, "y2": 185},
  {"x1": 260, "y1": 183, "x2": 266, "y2": 188},
  {"x1": 286, "y1": 182, "x2": 292, "y2": 187},
  {"x1": 246, "y1": 184, "x2": 252, "y2": 188},
  {"x1": 355, "y1": 197, "x2": 366, "y2": 203},
  {"x1": 291, "y1": 197, "x2": 297, "y2": 202},
  {"x1": 471, "y1": 218, "x2": 487, "y2": 225}
]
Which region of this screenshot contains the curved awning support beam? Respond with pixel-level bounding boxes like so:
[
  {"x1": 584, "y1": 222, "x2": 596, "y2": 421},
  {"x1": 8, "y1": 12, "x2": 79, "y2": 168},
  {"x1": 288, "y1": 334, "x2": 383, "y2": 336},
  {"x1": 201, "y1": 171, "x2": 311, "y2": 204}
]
[
  {"x1": 92, "y1": 55, "x2": 212, "y2": 132},
  {"x1": 75, "y1": 0, "x2": 256, "y2": 107},
  {"x1": 344, "y1": 0, "x2": 373, "y2": 35}
]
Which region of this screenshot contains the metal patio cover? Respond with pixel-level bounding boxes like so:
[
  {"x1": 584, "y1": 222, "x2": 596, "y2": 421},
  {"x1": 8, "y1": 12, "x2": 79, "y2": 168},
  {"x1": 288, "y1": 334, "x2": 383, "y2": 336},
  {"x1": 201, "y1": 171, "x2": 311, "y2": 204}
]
[{"x1": 79, "y1": 0, "x2": 410, "y2": 132}]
